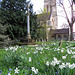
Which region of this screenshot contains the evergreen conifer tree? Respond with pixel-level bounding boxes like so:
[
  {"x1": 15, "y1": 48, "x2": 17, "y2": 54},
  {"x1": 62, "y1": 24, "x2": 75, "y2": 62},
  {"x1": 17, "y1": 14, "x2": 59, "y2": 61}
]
[{"x1": 0, "y1": 18, "x2": 8, "y2": 48}]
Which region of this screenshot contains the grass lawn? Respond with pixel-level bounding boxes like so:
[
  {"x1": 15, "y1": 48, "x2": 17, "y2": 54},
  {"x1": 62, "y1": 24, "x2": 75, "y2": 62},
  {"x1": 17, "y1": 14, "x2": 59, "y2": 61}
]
[{"x1": 0, "y1": 41, "x2": 75, "y2": 75}]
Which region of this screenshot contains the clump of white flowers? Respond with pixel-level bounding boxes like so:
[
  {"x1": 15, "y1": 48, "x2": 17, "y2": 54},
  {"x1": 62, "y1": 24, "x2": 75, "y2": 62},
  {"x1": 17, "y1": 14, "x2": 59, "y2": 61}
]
[
  {"x1": 50, "y1": 57, "x2": 61, "y2": 66},
  {"x1": 5, "y1": 45, "x2": 19, "y2": 52},
  {"x1": 59, "y1": 63, "x2": 66, "y2": 70},
  {"x1": 31, "y1": 67, "x2": 38, "y2": 74},
  {"x1": 71, "y1": 55, "x2": 75, "y2": 58},
  {"x1": 59, "y1": 62, "x2": 75, "y2": 70}
]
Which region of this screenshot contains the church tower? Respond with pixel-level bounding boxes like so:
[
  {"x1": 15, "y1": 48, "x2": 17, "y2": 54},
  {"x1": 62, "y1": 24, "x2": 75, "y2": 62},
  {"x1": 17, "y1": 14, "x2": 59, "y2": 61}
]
[{"x1": 44, "y1": 0, "x2": 58, "y2": 29}]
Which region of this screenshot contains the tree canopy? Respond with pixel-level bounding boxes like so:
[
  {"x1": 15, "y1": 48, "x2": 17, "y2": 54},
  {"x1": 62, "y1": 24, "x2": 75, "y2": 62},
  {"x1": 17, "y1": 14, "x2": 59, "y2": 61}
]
[{"x1": 0, "y1": 0, "x2": 38, "y2": 40}]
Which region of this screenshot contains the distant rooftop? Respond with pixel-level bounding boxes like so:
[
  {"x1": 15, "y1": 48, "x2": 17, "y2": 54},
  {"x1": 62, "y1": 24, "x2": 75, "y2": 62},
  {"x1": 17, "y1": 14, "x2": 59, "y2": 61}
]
[{"x1": 51, "y1": 28, "x2": 69, "y2": 34}]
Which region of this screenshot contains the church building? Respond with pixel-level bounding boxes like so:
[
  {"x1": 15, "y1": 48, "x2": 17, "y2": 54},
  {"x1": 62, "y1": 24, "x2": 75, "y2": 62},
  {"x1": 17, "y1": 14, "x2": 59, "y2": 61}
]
[
  {"x1": 37, "y1": 0, "x2": 70, "y2": 41},
  {"x1": 37, "y1": 0, "x2": 58, "y2": 41},
  {"x1": 44, "y1": 0, "x2": 58, "y2": 29}
]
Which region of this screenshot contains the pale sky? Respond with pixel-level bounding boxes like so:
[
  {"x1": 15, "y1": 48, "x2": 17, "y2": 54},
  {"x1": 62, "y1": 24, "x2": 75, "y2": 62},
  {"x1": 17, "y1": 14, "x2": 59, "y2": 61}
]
[{"x1": 31, "y1": 0, "x2": 75, "y2": 32}]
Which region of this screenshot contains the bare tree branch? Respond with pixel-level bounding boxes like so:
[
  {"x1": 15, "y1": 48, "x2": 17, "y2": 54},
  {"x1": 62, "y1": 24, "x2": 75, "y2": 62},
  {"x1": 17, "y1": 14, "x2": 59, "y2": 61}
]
[
  {"x1": 68, "y1": 0, "x2": 72, "y2": 6},
  {"x1": 62, "y1": 4, "x2": 70, "y2": 25},
  {"x1": 57, "y1": 0, "x2": 74, "y2": 40}
]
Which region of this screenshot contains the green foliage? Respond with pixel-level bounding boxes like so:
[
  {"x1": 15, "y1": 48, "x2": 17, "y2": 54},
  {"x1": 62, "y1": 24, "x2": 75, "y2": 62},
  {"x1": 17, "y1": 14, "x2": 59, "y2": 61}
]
[
  {"x1": 0, "y1": 16, "x2": 9, "y2": 48},
  {"x1": 0, "y1": 41, "x2": 75, "y2": 75},
  {"x1": 3, "y1": 50, "x2": 25, "y2": 68},
  {"x1": 0, "y1": 0, "x2": 38, "y2": 40},
  {"x1": 36, "y1": 9, "x2": 50, "y2": 40}
]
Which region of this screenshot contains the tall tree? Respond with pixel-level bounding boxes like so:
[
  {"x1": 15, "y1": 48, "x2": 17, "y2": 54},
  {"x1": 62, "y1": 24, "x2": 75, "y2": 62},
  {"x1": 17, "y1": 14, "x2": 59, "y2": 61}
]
[
  {"x1": 57, "y1": 0, "x2": 75, "y2": 41},
  {"x1": 0, "y1": 16, "x2": 8, "y2": 48},
  {"x1": 0, "y1": 0, "x2": 38, "y2": 40},
  {"x1": 37, "y1": 9, "x2": 51, "y2": 41},
  {"x1": 0, "y1": 0, "x2": 27, "y2": 39}
]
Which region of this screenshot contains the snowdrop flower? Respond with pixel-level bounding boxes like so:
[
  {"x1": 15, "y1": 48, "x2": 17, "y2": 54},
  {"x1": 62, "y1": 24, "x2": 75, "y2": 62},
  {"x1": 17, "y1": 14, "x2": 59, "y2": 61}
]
[
  {"x1": 31, "y1": 67, "x2": 39, "y2": 74},
  {"x1": 53, "y1": 43, "x2": 56, "y2": 45},
  {"x1": 53, "y1": 57, "x2": 61, "y2": 64},
  {"x1": 31, "y1": 67, "x2": 35, "y2": 72},
  {"x1": 46, "y1": 61, "x2": 49, "y2": 66},
  {"x1": 34, "y1": 69, "x2": 38, "y2": 74},
  {"x1": 14, "y1": 67, "x2": 19, "y2": 73},
  {"x1": 53, "y1": 57, "x2": 57, "y2": 62},
  {"x1": 51, "y1": 61, "x2": 56, "y2": 66},
  {"x1": 61, "y1": 50, "x2": 64, "y2": 53},
  {"x1": 8, "y1": 72, "x2": 11, "y2": 75},
  {"x1": 71, "y1": 51, "x2": 75, "y2": 54},
  {"x1": 40, "y1": 48, "x2": 43, "y2": 51},
  {"x1": 69, "y1": 63, "x2": 75, "y2": 69},
  {"x1": 62, "y1": 63, "x2": 66, "y2": 67},
  {"x1": 26, "y1": 52, "x2": 30, "y2": 55},
  {"x1": 67, "y1": 49, "x2": 71, "y2": 54},
  {"x1": 62, "y1": 55, "x2": 67, "y2": 59},
  {"x1": 40, "y1": 52, "x2": 42, "y2": 54},
  {"x1": 29, "y1": 57, "x2": 31, "y2": 62},
  {"x1": 5, "y1": 48, "x2": 8, "y2": 51},
  {"x1": 59, "y1": 65, "x2": 64, "y2": 70},
  {"x1": 59, "y1": 63, "x2": 66, "y2": 70},
  {"x1": 71, "y1": 55, "x2": 75, "y2": 58},
  {"x1": 66, "y1": 62, "x2": 70, "y2": 67}
]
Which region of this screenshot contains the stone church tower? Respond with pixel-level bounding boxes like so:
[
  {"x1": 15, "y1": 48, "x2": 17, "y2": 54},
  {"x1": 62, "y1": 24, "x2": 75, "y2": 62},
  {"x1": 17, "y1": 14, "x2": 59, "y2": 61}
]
[{"x1": 44, "y1": 0, "x2": 58, "y2": 29}]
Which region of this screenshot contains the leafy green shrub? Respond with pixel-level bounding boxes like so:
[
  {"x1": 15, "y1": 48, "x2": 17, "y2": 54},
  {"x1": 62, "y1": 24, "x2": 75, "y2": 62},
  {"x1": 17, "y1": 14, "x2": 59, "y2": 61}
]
[{"x1": 3, "y1": 50, "x2": 27, "y2": 68}]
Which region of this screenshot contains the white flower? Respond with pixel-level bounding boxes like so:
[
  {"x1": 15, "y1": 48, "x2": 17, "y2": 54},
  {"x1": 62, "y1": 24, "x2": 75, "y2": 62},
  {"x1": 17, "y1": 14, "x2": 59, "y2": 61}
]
[
  {"x1": 62, "y1": 55, "x2": 67, "y2": 59},
  {"x1": 5, "y1": 48, "x2": 8, "y2": 51},
  {"x1": 53, "y1": 57, "x2": 61, "y2": 64},
  {"x1": 59, "y1": 65, "x2": 64, "y2": 70},
  {"x1": 67, "y1": 49, "x2": 71, "y2": 54},
  {"x1": 61, "y1": 50, "x2": 64, "y2": 53},
  {"x1": 57, "y1": 47, "x2": 60, "y2": 51},
  {"x1": 66, "y1": 62, "x2": 70, "y2": 67},
  {"x1": 29, "y1": 57, "x2": 31, "y2": 62},
  {"x1": 8, "y1": 72, "x2": 11, "y2": 75},
  {"x1": 53, "y1": 57, "x2": 57, "y2": 62},
  {"x1": 14, "y1": 67, "x2": 19, "y2": 73},
  {"x1": 34, "y1": 69, "x2": 38, "y2": 74},
  {"x1": 31, "y1": 67, "x2": 38, "y2": 74},
  {"x1": 51, "y1": 61, "x2": 56, "y2": 66},
  {"x1": 26, "y1": 52, "x2": 30, "y2": 54},
  {"x1": 62, "y1": 63, "x2": 66, "y2": 67},
  {"x1": 40, "y1": 52, "x2": 42, "y2": 54},
  {"x1": 59, "y1": 63, "x2": 66, "y2": 70},
  {"x1": 72, "y1": 52, "x2": 75, "y2": 54},
  {"x1": 31, "y1": 67, "x2": 35, "y2": 72},
  {"x1": 69, "y1": 64, "x2": 75, "y2": 69},
  {"x1": 46, "y1": 61, "x2": 49, "y2": 66},
  {"x1": 71, "y1": 55, "x2": 75, "y2": 58}
]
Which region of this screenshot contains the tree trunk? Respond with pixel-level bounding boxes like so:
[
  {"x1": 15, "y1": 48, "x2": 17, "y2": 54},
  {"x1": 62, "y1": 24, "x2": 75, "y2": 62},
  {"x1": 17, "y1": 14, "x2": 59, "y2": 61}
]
[{"x1": 70, "y1": 25, "x2": 73, "y2": 41}]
